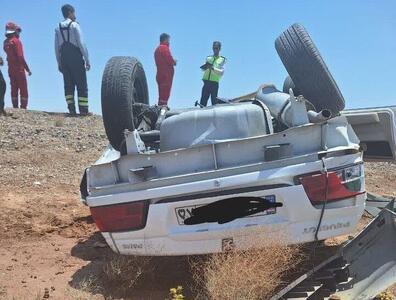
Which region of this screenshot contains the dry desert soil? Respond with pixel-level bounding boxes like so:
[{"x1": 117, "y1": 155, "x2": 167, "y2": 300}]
[{"x1": 0, "y1": 109, "x2": 395, "y2": 300}]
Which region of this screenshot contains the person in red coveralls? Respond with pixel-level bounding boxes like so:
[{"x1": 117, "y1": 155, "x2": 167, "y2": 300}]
[
  {"x1": 3, "y1": 22, "x2": 31, "y2": 109},
  {"x1": 154, "y1": 33, "x2": 176, "y2": 106}
]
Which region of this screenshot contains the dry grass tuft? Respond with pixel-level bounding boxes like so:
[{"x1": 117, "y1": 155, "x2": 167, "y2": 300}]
[
  {"x1": 64, "y1": 276, "x2": 102, "y2": 300},
  {"x1": 77, "y1": 276, "x2": 101, "y2": 294},
  {"x1": 191, "y1": 230, "x2": 304, "y2": 300},
  {"x1": 102, "y1": 254, "x2": 152, "y2": 290},
  {"x1": 65, "y1": 285, "x2": 103, "y2": 300},
  {"x1": 375, "y1": 291, "x2": 395, "y2": 300}
]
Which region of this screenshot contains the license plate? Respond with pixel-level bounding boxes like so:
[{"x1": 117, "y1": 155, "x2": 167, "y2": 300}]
[{"x1": 175, "y1": 195, "x2": 277, "y2": 225}]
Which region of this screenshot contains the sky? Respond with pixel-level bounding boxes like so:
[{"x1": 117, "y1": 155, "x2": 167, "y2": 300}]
[{"x1": 0, "y1": 0, "x2": 395, "y2": 114}]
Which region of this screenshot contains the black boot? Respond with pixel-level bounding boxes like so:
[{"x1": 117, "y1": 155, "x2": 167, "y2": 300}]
[
  {"x1": 79, "y1": 106, "x2": 91, "y2": 116},
  {"x1": 68, "y1": 104, "x2": 77, "y2": 116}
]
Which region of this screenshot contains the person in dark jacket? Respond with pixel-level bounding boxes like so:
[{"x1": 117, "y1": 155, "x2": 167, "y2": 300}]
[
  {"x1": 55, "y1": 4, "x2": 91, "y2": 116},
  {"x1": 0, "y1": 56, "x2": 6, "y2": 116},
  {"x1": 154, "y1": 33, "x2": 177, "y2": 106}
]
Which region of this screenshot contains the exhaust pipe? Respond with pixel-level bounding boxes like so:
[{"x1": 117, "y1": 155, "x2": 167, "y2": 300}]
[{"x1": 307, "y1": 109, "x2": 331, "y2": 123}]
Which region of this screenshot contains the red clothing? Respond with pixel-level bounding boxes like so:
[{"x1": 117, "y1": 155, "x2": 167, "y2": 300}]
[
  {"x1": 9, "y1": 72, "x2": 28, "y2": 108},
  {"x1": 156, "y1": 81, "x2": 172, "y2": 106},
  {"x1": 4, "y1": 36, "x2": 30, "y2": 74},
  {"x1": 3, "y1": 36, "x2": 30, "y2": 108},
  {"x1": 154, "y1": 43, "x2": 175, "y2": 105}
]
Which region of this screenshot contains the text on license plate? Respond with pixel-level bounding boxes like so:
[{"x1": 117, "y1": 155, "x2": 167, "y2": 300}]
[{"x1": 175, "y1": 195, "x2": 277, "y2": 225}]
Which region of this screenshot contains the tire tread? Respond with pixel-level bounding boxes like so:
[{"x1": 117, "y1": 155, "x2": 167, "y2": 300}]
[
  {"x1": 275, "y1": 23, "x2": 345, "y2": 114},
  {"x1": 101, "y1": 56, "x2": 149, "y2": 152}
]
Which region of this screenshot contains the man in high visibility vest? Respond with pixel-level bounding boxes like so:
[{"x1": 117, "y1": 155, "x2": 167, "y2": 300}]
[
  {"x1": 55, "y1": 4, "x2": 90, "y2": 116},
  {"x1": 199, "y1": 41, "x2": 226, "y2": 107}
]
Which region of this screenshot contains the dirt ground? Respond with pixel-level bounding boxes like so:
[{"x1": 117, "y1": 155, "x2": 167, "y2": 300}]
[{"x1": 0, "y1": 109, "x2": 395, "y2": 300}]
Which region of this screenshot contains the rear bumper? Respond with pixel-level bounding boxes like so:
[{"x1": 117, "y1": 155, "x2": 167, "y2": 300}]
[{"x1": 100, "y1": 185, "x2": 366, "y2": 256}]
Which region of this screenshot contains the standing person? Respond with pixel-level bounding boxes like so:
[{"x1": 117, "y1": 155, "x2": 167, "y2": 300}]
[
  {"x1": 55, "y1": 4, "x2": 90, "y2": 116},
  {"x1": 0, "y1": 56, "x2": 6, "y2": 116},
  {"x1": 3, "y1": 22, "x2": 31, "y2": 109},
  {"x1": 154, "y1": 33, "x2": 176, "y2": 106},
  {"x1": 199, "y1": 41, "x2": 226, "y2": 107}
]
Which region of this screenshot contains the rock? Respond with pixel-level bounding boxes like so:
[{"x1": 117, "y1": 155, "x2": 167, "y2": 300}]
[
  {"x1": 23, "y1": 212, "x2": 33, "y2": 218},
  {"x1": 43, "y1": 287, "x2": 50, "y2": 298}
]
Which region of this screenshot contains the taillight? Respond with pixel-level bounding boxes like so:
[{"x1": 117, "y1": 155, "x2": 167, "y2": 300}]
[
  {"x1": 90, "y1": 201, "x2": 148, "y2": 232},
  {"x1": 299, "y1": 164, "x2": 364, "y2": 205}
]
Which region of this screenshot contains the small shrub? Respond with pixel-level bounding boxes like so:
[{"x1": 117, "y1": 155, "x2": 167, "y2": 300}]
[
  {"x1": 166, "y1": 286, "x2": 185, "y2": 300},
  {"x1": 191, "y1": 230, "x2": 304, "y2": 300},
  {"x1": 102, "y1": 254, "x2": 152, "y2": 290},
  {"x1": 77, "y1": 275, "x2": 101, "y2": 294},
  {"x1": 65, "y1": 285, "x2": 102, "y2": 300}
]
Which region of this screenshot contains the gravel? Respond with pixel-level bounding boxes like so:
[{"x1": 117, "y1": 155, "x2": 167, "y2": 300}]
[{"x1": 0, "y1": 109, "x2": 108, "y2": 188}]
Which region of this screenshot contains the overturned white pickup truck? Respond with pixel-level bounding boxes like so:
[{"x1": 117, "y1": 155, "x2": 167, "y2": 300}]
[{"x1": 81, "y1": 23, "x2": 396, "y2": 256}]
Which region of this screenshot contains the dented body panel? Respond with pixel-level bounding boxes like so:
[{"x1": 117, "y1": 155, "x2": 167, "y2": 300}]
[{"x1": 84, "y1": 115, "x2": 369, "y2": 256}]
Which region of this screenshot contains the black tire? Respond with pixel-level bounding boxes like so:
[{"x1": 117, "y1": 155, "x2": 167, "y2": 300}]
[
  {"x1": 101, "y1": 56, "x2": 149, "y2": 152},
  {"x1": 282, "y1": 75, "x2": 302, "y2": 96},
  {"x1": 275, "y1": 23, "x2": 345, "y2": 114},
  {"x1": 79, "y1": 169, "x2": 88, "y2": 201},
  {"x1": 282, "y1": 76, "x2": 316, "y2": 111}
]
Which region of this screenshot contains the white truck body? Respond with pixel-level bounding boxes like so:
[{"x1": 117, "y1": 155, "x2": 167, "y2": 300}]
[{"x1": 83, "y1": 106, "x2": 396, "y2": 256}]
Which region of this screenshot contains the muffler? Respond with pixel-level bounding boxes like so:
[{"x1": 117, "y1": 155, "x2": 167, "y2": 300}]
[
  {"x1": 307, "y1": 109, "x2": 331, "y2": 123},
  {"x1": 255, "y1": 84, "x2": 332, "y2": 127}
]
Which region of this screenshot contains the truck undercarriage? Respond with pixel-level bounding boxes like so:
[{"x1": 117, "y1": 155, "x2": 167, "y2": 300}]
[{"x1": 81, "y1": 23, "x2": 396, "y2": 259}]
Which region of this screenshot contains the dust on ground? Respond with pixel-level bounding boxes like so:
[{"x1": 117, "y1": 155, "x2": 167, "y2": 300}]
[
  {"x1": 0, "y1": 109, "x2": 195, "y2": 300},
  {"x1": 0, "y1": 109, "x2": 395, "y2": 299}
]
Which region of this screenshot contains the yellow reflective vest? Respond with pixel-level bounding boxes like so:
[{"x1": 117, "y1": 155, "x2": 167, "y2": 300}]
[{"x1": 202, "y1": 55, "x2": 226, "y2": 82}]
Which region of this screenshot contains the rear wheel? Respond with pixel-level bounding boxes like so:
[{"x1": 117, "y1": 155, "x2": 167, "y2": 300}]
[
  {"x1": 101, "y1": 56, "x2": 149, "y2": 152},
  {"x1": 275, "y1": 23, "x2": 345, "y2": 114}
]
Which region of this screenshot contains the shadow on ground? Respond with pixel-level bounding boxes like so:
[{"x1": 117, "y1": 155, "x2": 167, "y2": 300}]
[
  {"x1": 69, "y1": 232, "x2": 199, "y2": 300},
  {"x1": 67, "y1": 219, "x2": 342, "y2": 300}
]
